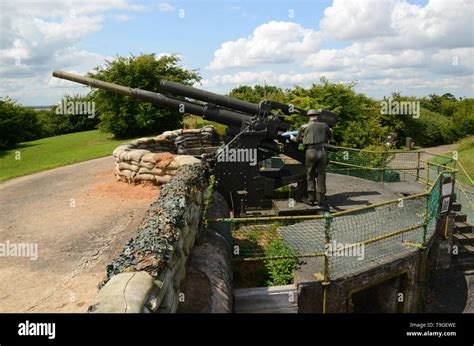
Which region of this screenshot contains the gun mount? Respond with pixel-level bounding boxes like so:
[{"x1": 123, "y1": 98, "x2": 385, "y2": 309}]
[{"x1": 52, "y1": 70, "x2": 337, "y2": 216}]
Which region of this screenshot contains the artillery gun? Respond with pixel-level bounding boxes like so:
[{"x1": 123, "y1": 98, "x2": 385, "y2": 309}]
[{"x1": 52, "y1": 70, "x2": 337, "y2": 216}]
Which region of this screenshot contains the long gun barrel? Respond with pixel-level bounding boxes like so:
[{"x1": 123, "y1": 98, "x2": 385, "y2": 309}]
[
  {"x1": 159, "y1": 79, "x2": 260, "y2": 115},
  {"x1": 52, "y1": 70, "x2": 251, "y2": 128},
  {"x1": 159, "y1": 79, "x2": 307, "y2": 116}
]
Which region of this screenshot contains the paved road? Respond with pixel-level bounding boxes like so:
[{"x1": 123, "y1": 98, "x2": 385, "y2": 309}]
[{"x1": 0, "y1": 157, "x2": 159, "y2": 312}]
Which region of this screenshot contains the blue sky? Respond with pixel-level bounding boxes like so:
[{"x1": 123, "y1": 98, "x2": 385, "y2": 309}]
[{"x1": 0, "y1": 0, "x2": 472, "y2": 105}]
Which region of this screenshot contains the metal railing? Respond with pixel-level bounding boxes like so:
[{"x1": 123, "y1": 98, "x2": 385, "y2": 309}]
[{"x1": 208, "y1": 150, "x2": 459, "y2": 312}]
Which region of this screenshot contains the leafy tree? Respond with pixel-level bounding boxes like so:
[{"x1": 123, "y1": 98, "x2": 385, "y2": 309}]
[
  {"x1": 0, "y1": 97, "x2": 42, "y2": 148},
  {"x1": 89, "y1": 54, "x2": 201, "y2": 138},
  {"x1": 229, "y1": 85, "x2": 287, "y2": 104},
  {"x1": 41, "y1": 94, "x2": 99, "y2": 136}
]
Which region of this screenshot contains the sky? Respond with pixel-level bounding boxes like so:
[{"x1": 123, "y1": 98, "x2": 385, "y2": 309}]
[{"x1": 0, "y1": 0, "x2": 473, "y2": 105}]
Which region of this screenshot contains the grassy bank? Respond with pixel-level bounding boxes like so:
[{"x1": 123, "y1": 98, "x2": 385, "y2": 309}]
[
  {"x1": 430, "y1": 136, "x2": 473, "y2": 184},
  {"x1": 0, "y1": 130, "x2": 130, "y2": 182},
  {"x1": 456, "y1": 136, "x2": 474, "y2": 179}
]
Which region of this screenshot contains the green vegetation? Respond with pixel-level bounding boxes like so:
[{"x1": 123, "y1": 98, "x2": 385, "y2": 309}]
[
  {"x1": 0, "y1": 95, "x2": 99, "y2": 149},
  {"x1": 0, "y1": 130, "x2": 130, "y2": 182},
  {"x1": 183, "y1": 115, "x2": 227, "y2": 137},
  {"x1": 430, "y1": 136, "x2": 474, "y2": 185},
  {"x1": 89, "y1": 54, "x2": 201, "y2": 138},
  {"x1": 0, "y1": 97, "x2": 44, "y2": 148},
  {"x1": 233, "y1": 223, "x2": 299, "y2": 287},
  {"x1": 1, "y1": 53, "x2": 472, "y2": 182},
  {"x1": 228, "y1": 82, "x2": 473, "y2": 149},
  {"x1": 40, "y1": 94, "x2": 99, "y2": 137},
  {"x1": 456, "y1": 136, "x2": 474, "y2": 178},
  {"x1": 264, "y1": 238, "x2": 299, "y2": 286}
]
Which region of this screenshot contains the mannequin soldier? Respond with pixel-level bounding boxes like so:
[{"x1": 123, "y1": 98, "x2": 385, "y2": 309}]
[{"x1": 292, "y1": 109, "x2": 331, "y2": 208}]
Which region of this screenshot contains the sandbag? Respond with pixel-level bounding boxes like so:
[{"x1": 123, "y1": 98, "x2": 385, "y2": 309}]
[
  {"x1": 113, "y1": 145, "x2": 131, "y2": 158},
  {"x1": 134, "y1": 173, "x2": 156, "y2": 182},
  {"x1": 155, "y1": 175, "x2": 172, "y2": 184},
  {"x1": 118, "y1": 162, "x2": 140, "y2": 172},
  {"x1": 116, "y1": 169, "x2": 135, "y2": 180},
  {"x1": 140, "y1": 161, "x2": 155, "y2": 170},
  {"x1": 154, "y1": 153, "x2": 176, "y2": 169},
  {"x1": 138, "y1": 167, "x2": 164, "y2": 176},
  {"x1": 162, "y1": 169, "x2": 177, "y2": 176},
  {"x1": 142, "y1": 153, "x2": 157, "y2": 163},
  {"x1": 173, "y1": 155, "x2": 201, "y2": 166},
  {"x1": 123, "y1": 149, "x2": 150, "y2": 162}
]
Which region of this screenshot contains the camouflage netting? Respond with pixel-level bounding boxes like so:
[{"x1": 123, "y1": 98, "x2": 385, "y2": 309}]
[
  {"x1": 113, "y1": 126, "x2": 219, "y2": 185},
  {"x1": 100, "y1": 163, "x2": 208, "y2": 287}
]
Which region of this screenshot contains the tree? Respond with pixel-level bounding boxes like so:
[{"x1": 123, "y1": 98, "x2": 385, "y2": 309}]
[
  {"x1": 89, "y1": 54, "x2": 201, "y2": 138},
  {"x1": 229, "y1": 85, "x2": 287, "y2": 104},
  {"x1": 41, "y1": 94, "x2": 99, "y2": 136},
  {"x1": 0, "y1": 97, "x2": 42, "y2": 148}
]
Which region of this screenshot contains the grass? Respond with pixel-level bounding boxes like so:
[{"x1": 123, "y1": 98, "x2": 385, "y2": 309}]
[
  {"x1": 183, "y1": 115, "x2": 228, "y2": 137},
  {"x1": 456, "y1": 136, "x2": 474, "y2": 179},
  {"x1": 232, "y1": 222, "x2": 299, "y2": 288},
  {"x1": 430, "y1": 136, "x2": 474, "y2": 184},
  {"x1": 0, "y1": 130, "x2": 134, "y2": 182}
]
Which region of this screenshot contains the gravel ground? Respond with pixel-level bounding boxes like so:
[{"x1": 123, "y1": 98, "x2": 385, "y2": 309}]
[{"x1": 0, "y1": 156, "x2": 159, "y2": 312}]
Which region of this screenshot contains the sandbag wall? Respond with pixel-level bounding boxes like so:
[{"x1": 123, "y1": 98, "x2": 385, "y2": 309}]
[
  {"x1": 88, "y1": 163, "x2": 208, "y2": 313},
  {"x1": 112, "y1": 126, "x2": 219, "y2": 185}
]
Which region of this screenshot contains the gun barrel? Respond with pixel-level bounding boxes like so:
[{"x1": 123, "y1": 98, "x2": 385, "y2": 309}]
[
  {"x1": 52, "y1": 70, "x2": 251, "y2": 128},
  {"x1": 159, "y1": 79, "x2": 259, "y2": 115}
]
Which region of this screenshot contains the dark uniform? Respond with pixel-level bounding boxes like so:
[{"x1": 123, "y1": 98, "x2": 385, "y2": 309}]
[{"x1": 295, "y1": 113, "x2": 331, "y2": 206}]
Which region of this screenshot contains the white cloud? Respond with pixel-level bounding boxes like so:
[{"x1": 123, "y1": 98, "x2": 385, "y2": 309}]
[
  {"x1": 321, "y1": 0, "x2": 473, "y2": 50},
  {"x1": 320, "y1": 0, "x2": 396, "y2": 41},
  {"x1": 208, "y1": 21, "x2": 322, "y2": 70},
  {"x1": 157, "y1": 3, "x2": 175, "y2": 12},
  {"x1": 0, "y1": 0, "x2": 146, "y2": 104},
  {"x1": 114, "y1": 14, "x2": 132, "y2": 22},
  {"x1": 206, "y1": 0, "x2": 473, "y2": 97}
]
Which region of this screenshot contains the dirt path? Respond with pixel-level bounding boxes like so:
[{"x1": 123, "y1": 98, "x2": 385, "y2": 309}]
[
  {"x1": 422, "y1": 144, "x2": 457, "y2": 156},
  {"x1": 0, "y1": 157, "x2": 159, "y2": 312}
]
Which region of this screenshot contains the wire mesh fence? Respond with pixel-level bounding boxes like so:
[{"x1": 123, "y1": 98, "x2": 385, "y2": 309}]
[
  {"x1": 421, "y1": 152, "x2": 473, "y2": 224},
  {"x1": 210, "y1": 148, "x2": 459, "y2": 284},
  {"x1": 224, "y1": 188, "x2": 438, "y2": 280},
  {"x1": 327, "y1": 147, "x2": 472, "y2": 224},
  {"x1": 327, "y1": 147, "x2": 423, "y2": 183}
]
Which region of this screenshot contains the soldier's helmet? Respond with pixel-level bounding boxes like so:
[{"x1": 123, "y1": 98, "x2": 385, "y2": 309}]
[{"x1": 307, "y1": 109, "x2": 320, "y2": 117}]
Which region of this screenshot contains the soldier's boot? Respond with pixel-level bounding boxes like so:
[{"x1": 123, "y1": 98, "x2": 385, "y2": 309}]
[
  {"x1": 307, "y1": 191, "x2": 316, "y2": 206},
  {"x1": 317, "y1": 193, "x2": 329, "y2": 211}
]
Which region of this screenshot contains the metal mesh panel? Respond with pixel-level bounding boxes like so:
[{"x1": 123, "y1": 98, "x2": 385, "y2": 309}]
[
  {"x1": 231, "y1": 219, "x2": 326, "y2": 260},
  {"x1": 327, "y1": 148, "x2": 423, "y2": 183},
  {"x1": 327, "y1": 197, "x2": 425, "y2": 279},
  {"x1": 212, "y1": 150, "x2": 458, "y2": 287}
]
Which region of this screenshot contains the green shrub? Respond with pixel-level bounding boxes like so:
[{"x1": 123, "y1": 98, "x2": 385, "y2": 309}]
[
  {"x1": 40, "y1": 94, "x2": 99, "y2": 136},
  {"x1": 264, "y1": 238, "x2": 298, "y2": 286},
  {"x1": 0, "y1": 97, "x2": 43, "y2": 148}
]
